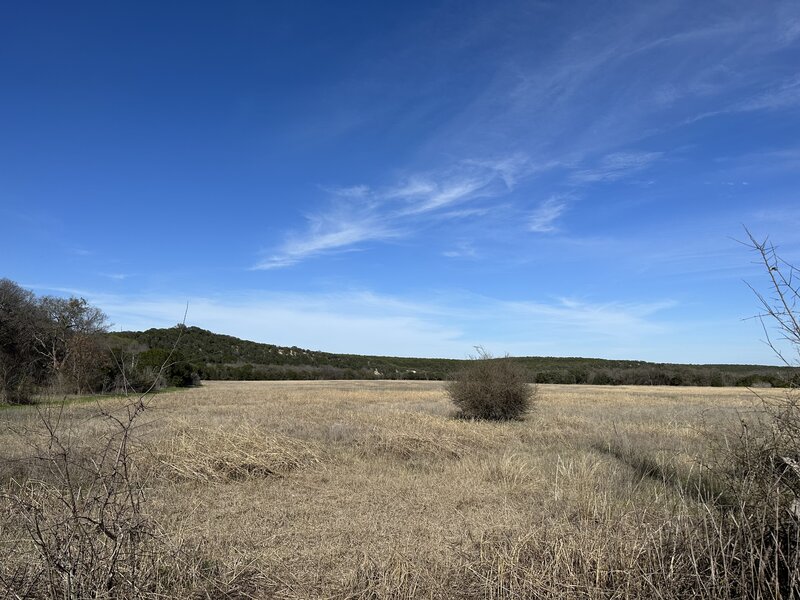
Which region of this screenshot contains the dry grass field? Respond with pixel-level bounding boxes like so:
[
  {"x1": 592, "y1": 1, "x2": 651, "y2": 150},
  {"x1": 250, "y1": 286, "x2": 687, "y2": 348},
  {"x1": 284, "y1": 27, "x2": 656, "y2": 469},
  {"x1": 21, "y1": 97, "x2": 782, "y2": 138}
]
[{"x1": 0, "y1": 381, "x2": 785, "y2": 598}]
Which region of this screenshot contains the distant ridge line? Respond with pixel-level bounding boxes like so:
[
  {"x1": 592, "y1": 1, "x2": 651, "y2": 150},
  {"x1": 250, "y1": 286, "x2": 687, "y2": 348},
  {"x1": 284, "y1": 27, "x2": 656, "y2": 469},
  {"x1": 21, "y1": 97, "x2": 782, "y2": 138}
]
[{"x1": 109, "y1": 326, "x2": 797, "y2": 387}]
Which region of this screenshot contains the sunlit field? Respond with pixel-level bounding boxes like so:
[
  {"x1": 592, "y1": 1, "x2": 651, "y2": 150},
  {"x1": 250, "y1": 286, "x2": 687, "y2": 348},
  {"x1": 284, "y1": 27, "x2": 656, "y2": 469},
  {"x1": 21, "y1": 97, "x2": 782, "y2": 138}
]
[{"x1": 0, "y1": 381, "x2": 779, "y2": 598}]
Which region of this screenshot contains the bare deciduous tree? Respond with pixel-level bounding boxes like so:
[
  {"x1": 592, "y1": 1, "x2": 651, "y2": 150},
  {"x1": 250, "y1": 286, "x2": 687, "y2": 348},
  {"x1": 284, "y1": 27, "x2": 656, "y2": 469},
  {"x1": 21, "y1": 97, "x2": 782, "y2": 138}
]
[
  {"x1": 744, "y1": 228, "x2": 800, "y2": 369},
  {"x1": 35, "y1": 297, "x2": 109, "y2": 395}
]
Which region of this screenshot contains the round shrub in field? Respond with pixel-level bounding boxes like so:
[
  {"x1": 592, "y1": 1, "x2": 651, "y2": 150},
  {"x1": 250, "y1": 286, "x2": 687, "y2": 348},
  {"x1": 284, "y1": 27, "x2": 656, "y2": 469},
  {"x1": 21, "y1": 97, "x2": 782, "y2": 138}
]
[{"x1": 446, "y1": 348, "x2": 536, "y2": 420}]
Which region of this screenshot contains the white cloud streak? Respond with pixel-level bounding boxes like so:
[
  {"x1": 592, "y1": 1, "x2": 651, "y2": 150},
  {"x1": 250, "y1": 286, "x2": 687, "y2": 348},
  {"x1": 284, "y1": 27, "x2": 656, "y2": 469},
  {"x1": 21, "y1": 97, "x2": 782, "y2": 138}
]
[
  {"x1": 442, "y1": 241, "x2": 479, "y2": 259},
  {"x1": 502, "y1": 297, "x2": 674, "y2": 338},
  {"x1": 571, "y1": 152, "x2": 663, "y2": 183},
  {"x1": 687, "y1": 75, "x2": 800, "y2": 123},
  {"x1": 436, "y1": 2, "x2": 800, "y2": 169},
  {"x1": 254, "y1": 210, "x2": 399, "y2": 269},
  {"x1": 255, "y1": 157, "x2": 534, "y2": 269},
  {"x1": 735, "y1": 76, "x2": 800, "y2": 112},
  {"x1": 529, "y1": 196, "x2": 569, "y2": 233}
]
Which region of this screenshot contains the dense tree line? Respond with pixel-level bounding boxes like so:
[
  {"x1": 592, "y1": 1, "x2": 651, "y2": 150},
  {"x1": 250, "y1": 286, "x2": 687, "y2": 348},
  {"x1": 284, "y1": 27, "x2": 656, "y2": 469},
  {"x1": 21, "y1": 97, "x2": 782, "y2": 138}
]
[
  {"x1": 117, "y1": 325, "x2": 460, "y2": 376},
  {"x1": 525, "y1": 364, "x2": 796, "y2": 387},
  {"x1": 4, "y1": 277, "x2": 793, "y2": 402},
  {"x1": 0, "y1": 280, "x2": 198, "y2": 404},
  {"x1": 118, "y1": 326, "x2": 797, "y2": 387},
  {"x1": 0, "y1": 279, "x2": 111, "y2": 402}
]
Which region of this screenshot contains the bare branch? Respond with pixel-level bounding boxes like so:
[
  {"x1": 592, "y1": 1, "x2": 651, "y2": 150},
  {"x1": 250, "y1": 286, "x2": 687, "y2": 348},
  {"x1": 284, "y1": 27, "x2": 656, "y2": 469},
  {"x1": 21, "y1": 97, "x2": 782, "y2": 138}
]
[{"x1": 743, "y1": 227, "x2": 800, "y2": 368}]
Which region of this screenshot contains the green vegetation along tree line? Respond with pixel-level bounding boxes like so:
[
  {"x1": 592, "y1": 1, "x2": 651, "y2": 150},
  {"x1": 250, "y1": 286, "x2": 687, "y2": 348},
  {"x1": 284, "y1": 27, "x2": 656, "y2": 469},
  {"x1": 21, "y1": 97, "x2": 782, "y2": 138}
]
[
  {"x1": 0, "y1": 278, "x2": 198, "y2": 404},
  {"x1": 1, "y1": 276, "x2": 796, "y2": 404},
  {"x1": 116, "y1": 323, "x2": 798, "y2": 387}
]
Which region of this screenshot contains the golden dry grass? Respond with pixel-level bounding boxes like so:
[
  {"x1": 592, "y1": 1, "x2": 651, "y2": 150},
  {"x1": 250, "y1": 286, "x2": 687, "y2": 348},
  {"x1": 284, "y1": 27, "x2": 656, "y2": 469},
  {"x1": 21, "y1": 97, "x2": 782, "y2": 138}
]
[{"x1": 0, "y1": 381, "x2": 769, "y2": 598}]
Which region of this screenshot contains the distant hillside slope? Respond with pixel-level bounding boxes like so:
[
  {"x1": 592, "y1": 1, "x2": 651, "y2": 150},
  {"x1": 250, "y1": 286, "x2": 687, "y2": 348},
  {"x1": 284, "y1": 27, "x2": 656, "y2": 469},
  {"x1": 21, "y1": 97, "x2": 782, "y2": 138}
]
[{"x1": 111, "y1": 325, "x2": 797, "y2": 387}]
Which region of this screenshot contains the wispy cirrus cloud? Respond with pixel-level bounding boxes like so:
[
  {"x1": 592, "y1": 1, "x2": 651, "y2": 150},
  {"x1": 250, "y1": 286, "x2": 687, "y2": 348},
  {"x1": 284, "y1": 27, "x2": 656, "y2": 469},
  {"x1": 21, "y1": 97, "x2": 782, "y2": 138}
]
[
  {"x1": 255, "y1": 157, "x2": 534, "y2": 269},
  {"x1": 255, "y1": 2, "x2": 800, "y2": 271},
  {"x1": 321, "y1": 184, "x2": 371, "y2": 198},
  {"x1": 687, "y1": 75, "x2": 800, "y2": 124},
  {"x1": 442, "y1": 241, "x2": 479, "y2": 259},
  {"x1": 254, "y1": 208, "x2": 400, "y2": 270},
  {"x1": 529, "y1": 196, "x2": 570, "y2": 233},
  {"x1": 736, "y1": 76, "x2": 800, "y2": 112},
  {"x1": 503, "y1": 297, "x2": 675, "y2": 338},
  {"x1": 571, "y1": 151, "x2": 663, "y2": 183},
  {"x1": 435, "y1": 2, "x2": 800, "y2": 169},
  {"x1": 462, "y1": 154, "x2": 532, "y2": 187},
  {"x1": 397, "y1": 177, "x2": 488, "y2": 215}
]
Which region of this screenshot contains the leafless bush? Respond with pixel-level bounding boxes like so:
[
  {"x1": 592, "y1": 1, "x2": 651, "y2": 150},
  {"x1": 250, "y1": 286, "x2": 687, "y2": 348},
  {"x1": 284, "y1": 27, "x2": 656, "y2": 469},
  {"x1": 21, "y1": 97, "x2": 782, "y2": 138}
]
[
  {"x1": 578, "y1": 231, "x2": 800, "y2": 598},
  {"x1": 0, "y1": 317, "x2": 228, "y2": 598},
  {"x1": 446, "y1": 347, "x2": 536, "y2": 420},
  {"x1": 0, "y1": 395, "x2": 162, "y2": 597},
  {"x1": 721, "y1": 231, "x2": 800, "y2": 596},
  {"x1": 675, "y1": 230, "x2": 800, "y2": 599}
]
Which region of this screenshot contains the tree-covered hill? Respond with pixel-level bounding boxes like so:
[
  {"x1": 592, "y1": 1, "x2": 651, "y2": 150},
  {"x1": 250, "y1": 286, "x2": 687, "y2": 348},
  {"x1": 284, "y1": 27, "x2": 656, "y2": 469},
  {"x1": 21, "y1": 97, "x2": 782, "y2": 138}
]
[{"x1": 112, "y1": 325, "x2": 798, "y2": 387}]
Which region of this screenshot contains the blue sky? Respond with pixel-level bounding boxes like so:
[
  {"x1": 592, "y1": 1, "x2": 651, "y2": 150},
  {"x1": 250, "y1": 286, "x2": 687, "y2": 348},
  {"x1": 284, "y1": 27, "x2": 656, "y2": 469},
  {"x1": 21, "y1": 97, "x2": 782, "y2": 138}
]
[{"x1": 2, "y1": 1, "x2": 799, "y2": 364}]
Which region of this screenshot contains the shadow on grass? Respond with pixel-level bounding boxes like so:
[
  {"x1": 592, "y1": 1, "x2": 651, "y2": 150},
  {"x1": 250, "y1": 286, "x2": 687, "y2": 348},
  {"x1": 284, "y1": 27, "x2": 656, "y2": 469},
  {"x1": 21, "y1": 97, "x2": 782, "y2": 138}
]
[
  {"x1": 0, "y1": 385, "x2": 195, "y2": 411},
  {"x1": 590, "y1": 438, "x2": 733, "y2": 506}
]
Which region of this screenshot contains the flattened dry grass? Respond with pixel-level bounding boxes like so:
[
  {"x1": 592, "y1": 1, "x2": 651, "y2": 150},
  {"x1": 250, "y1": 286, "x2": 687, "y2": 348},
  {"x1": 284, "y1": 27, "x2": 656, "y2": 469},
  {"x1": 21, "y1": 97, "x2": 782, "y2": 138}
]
[
  {"x1": 0, "y1": 381, "x2": 765, "y2": 598},
  {"x1": 157, "y1": 424, "x2": 324, "y2": 482}
]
